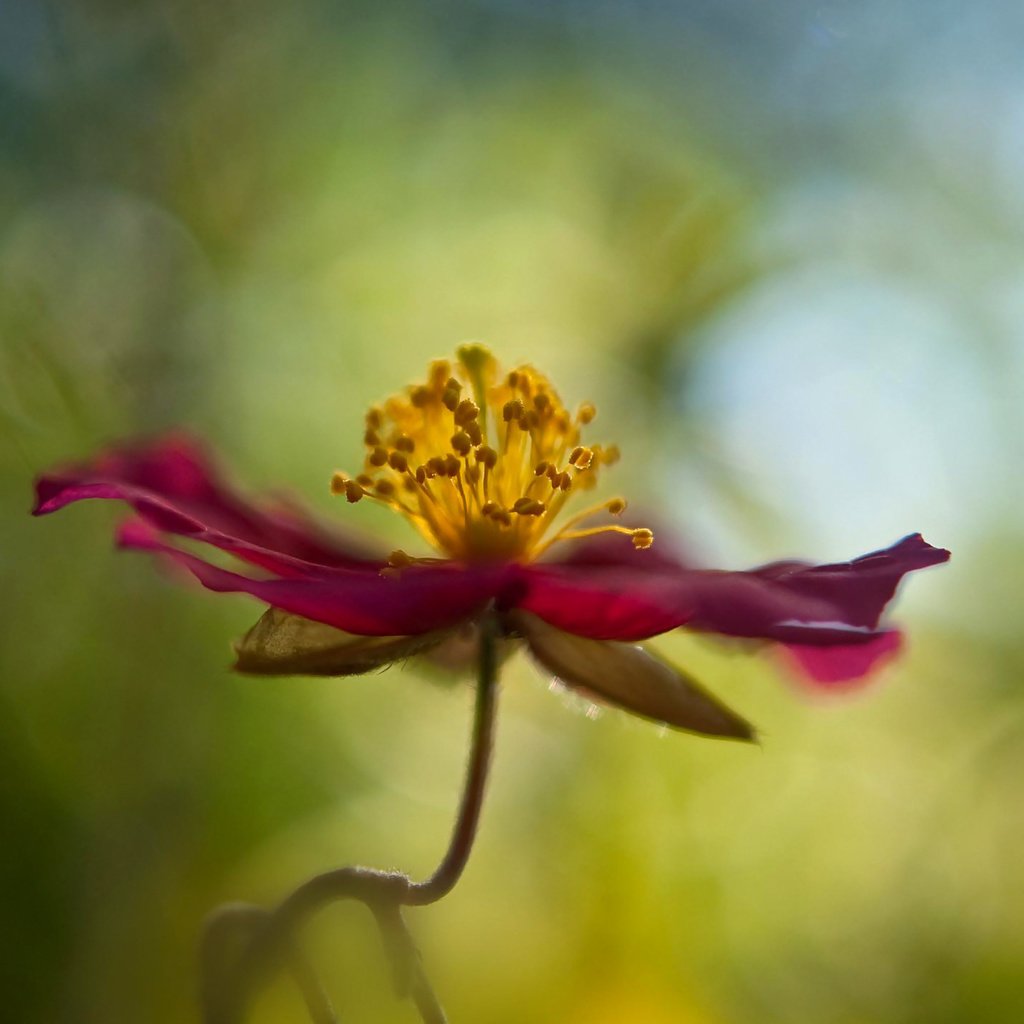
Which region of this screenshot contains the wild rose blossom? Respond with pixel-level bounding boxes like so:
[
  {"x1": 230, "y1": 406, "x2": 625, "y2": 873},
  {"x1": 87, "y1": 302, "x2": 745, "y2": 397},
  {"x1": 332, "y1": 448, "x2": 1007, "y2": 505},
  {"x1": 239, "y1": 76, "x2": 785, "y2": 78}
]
[{"x1": 33, "y1": 345, "x2": 949, "y2": 741}]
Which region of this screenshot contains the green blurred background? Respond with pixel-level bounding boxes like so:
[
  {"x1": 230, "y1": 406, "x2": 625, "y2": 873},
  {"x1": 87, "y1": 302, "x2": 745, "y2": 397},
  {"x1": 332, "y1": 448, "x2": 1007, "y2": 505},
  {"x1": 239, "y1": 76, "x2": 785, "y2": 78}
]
[{"x1": 3, "y1": 1, "x2": 1022, "y2": 1021}]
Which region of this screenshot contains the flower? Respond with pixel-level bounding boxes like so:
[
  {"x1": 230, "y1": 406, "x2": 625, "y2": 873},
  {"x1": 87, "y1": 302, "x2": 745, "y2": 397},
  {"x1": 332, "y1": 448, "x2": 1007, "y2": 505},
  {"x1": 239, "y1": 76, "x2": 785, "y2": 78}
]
[{"x1": 33, "y1": 345, "x2": 949, "y2": 742}]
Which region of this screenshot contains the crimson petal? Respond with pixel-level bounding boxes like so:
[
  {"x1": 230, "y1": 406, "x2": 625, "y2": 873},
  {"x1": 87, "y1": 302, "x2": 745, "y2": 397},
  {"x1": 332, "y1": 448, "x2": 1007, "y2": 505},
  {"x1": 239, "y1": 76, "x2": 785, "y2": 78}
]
[
  {"x1": 33, "y1": 433, "x2": 383, "y2": 571},
  {"x1": 782, "y1": 631, "x2": 904, "y2": 687},
  {"x1": 518, "y1": 534, "x2": 949, "y2": 648},
  {"x1": 116, "y1": 519, "x2": 508, "y2": 636}
]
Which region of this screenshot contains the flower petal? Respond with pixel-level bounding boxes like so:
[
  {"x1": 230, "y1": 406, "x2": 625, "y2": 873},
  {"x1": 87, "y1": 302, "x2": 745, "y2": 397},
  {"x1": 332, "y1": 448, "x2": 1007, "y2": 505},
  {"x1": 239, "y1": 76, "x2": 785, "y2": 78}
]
[
  {"x1": 781, "y1": 631, "x2": 904, "y2": 687},
  {"x1": 513, "y1": 563, "x2": 689, "y2": 640},
  {"x1": 117, "y1": 518, "x2": 508, "y2": 636},
  {"x1": 510, "y1": 611, "x2": 755, "y2": 741},
  {"x1": 233, "y1": 607, "x2": 450, "y2": 676},
  {"x1": 517, "y1": 535, "x2": 949, "y2": 649},
  {"x1": 33, "y1": 433, "x2": 383, "y2": 571}
]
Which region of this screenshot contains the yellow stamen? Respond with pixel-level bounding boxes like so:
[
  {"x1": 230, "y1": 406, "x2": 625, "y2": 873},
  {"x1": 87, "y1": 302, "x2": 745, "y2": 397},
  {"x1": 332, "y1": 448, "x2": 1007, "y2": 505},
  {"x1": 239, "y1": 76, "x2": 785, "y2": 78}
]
[
  {"x1": 330, "y1": 346, "x2": 652, "y2": 563},
  {"x1": 631, "y1": 528, "x2": 655, "y2": 549}
]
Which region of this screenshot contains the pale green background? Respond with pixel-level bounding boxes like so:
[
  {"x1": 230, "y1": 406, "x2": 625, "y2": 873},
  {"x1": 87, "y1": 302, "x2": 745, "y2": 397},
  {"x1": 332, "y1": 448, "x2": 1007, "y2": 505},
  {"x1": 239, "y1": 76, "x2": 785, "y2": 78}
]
[{"x1": 2, "y1": 2, "x2": 1021, "y2": 1021}]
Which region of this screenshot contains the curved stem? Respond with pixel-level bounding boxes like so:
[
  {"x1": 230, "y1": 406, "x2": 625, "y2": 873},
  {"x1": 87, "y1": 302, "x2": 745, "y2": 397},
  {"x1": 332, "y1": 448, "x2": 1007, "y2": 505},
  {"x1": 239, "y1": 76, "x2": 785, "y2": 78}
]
[
  {"x1": 407, "y1": 612, "x2": 500, "y2": 905},
  {"x1": 203, "y1": 612, "x2": 501, "y2": 1023},
  {"x1": 254, "y1": 612, "x2": 500, "y2": 929}
]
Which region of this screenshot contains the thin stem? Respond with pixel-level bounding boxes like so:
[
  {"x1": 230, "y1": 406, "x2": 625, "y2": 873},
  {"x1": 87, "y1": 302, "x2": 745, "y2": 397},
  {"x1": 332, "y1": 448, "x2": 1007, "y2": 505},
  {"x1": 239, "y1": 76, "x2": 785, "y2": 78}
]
[
  {"x1": 407, "y1": 612, "x2": 499, "y2": 905},
  {"x1": 202, "y1": 611, "x2": 501, "y2": 1023}
]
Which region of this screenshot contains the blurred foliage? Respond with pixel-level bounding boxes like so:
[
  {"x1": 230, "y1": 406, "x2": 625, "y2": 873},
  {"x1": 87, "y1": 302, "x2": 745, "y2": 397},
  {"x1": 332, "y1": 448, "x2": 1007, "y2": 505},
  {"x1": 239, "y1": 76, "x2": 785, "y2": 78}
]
[{"x1": 3, "y1": 2, "x2": 1023, "y2": 1023}]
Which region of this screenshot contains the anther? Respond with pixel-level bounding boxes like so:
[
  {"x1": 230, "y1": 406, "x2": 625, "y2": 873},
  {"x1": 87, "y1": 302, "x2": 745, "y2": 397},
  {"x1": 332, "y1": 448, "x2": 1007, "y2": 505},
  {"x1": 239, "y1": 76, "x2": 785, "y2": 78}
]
[
  {"x1": 443, "y1": 454, "x2": 460, "y2": 476},
  {"x1": 577, "y1": 402, "x2": 596, "y2": 424},
  {"x1": 331, "y1": 474, "x2": 364, "y2": 504},
  {"x1": 454, "y1": 399, "x2": 479, "y2": 425},
  {"x1": 475, "y1": 446, "x2": 497, "y2": 468},
  {"x1": 607, "y1": 498, "x2": 627, "y2": 515},
  {"x1": 427, "y1": 456, "x2": 447, "y2": 477},
  {"x1": 364, "y1": 429, "x2": 380, "y2": 446},
  {"x1": 482, "y1": 501, "x2": 500, "y2": 516},
  {"x1": 388, "y1": 451, "x2": 408, "y2": 472},
  {"x1": 410, "y1": 386, "x2": 431, "y2": 407},
  {"x1": 503, "y1": 399, "x2": 525, "y2": 422},
  {"x1": 535, "y1": 461, "x2": 550, "y2": 476},
  {"x1": 533, "y1": 393, "x2": 551, "y2": 412},
  {"x1": 375, "y1": 479, "x2": 396, "y2": 496},
  {"x1": 513, "y1": 498, "x2": 546, "y2": 516},
  {"x1": 395, "y1": 434, "x2": 415, "y2": 453},
  {"x1": 415, "y1": 466, "x2": 427, "y2": 484},
  {"x1": 356, "y1": 474, "x2": 373, "y2": 486},
  {"x1": 369, "y1": 446, "x2": 388, "y2": 467},
  {"x1": 365, "y1": 408, "x2": 383, "y2": 430},
  {"x1": 465, "y1": 421, "x2": 482, "y2": 446},
  {"x1": 631, "y1": 528, "x2": 654, "y2": 550},
  {"x1": 388, "y1": 550, "x2": 414, "y2": 567},
  {"x1": 451, "y1": 431, "x2": 472, "y2": 455},
  {"x1": 442, "y1": 378, "x2": 463, "y2": 411}
]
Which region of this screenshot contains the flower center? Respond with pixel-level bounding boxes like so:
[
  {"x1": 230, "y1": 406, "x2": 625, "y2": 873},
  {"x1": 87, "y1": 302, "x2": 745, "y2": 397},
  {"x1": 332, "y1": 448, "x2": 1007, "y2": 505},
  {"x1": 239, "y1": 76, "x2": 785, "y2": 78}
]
[{"x1": 331, "y1": 345, "x2": 653, "y2": 564}]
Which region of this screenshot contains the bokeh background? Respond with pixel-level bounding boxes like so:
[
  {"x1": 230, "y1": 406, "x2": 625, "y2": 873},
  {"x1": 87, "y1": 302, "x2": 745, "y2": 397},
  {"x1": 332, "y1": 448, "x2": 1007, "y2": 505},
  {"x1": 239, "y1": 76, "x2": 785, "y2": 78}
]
[{"x1": 3, "y1": 1, "x2": 1022, "y2": 1021}]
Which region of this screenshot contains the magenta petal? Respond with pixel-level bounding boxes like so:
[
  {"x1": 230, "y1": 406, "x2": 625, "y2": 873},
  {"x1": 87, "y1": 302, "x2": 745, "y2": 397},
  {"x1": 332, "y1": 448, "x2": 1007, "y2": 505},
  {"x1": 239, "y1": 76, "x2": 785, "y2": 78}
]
[
  {"x1": 116, "y1": 519, "x2": 507, "y2": 636},
  {"x1": 33, "y1": 433, "x2": 384, "y2": 571},
  {"x1": 746, "y1": 534, "x2": 950, "y2": 630},
  {"x1": 518, "y1": 535, "x2": 949, "y2": 645},
  {"x1": 514, "y1": 564, "x2": 693, "y2": 641},
  {"x1": 782, "y1": 631, "x2": 904, "y2": 687}
]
